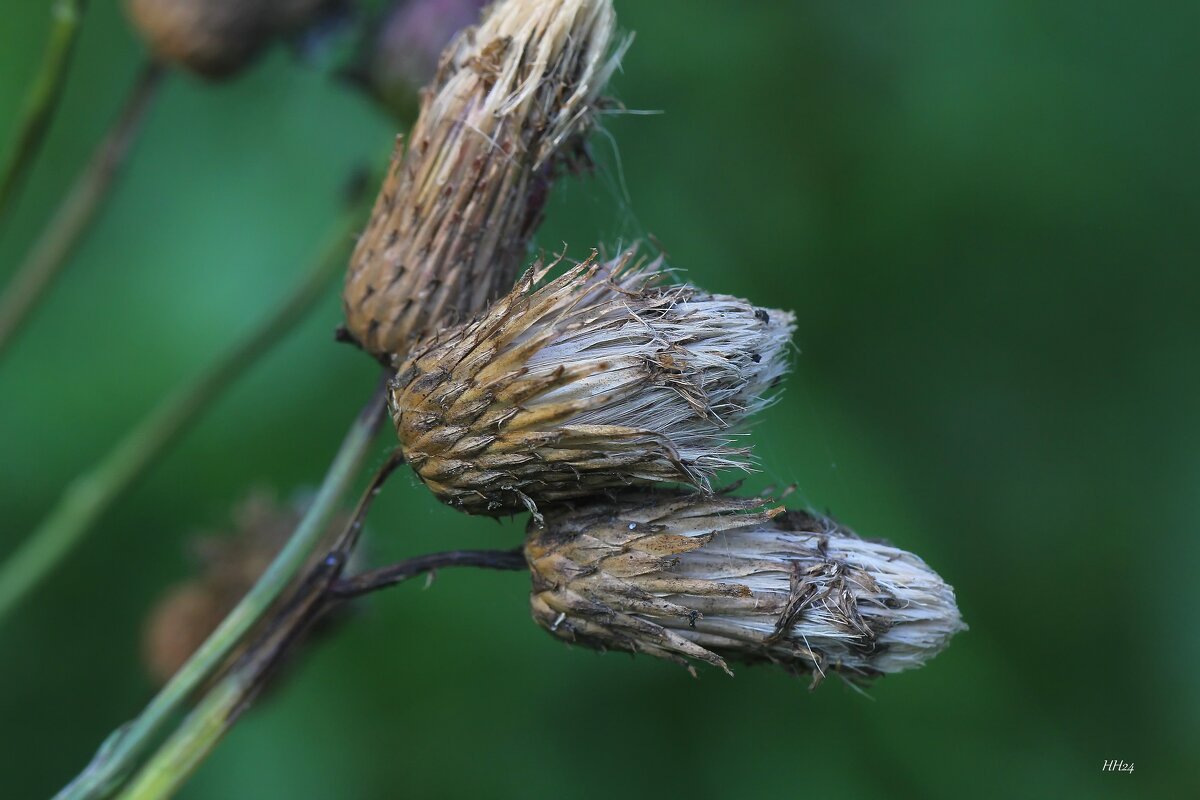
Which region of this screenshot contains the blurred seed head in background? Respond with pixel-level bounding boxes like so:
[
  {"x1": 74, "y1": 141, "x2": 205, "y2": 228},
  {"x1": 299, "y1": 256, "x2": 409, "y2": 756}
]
[
  {"x1": 124, "y1": 0, "x2": 340, "y2": 78},
  {"x1": 141, "y1": 491, "x2": 355, "y2": 685},
  {"x1": 362, "y1": 0, "x2": 489, "y2": 119}
]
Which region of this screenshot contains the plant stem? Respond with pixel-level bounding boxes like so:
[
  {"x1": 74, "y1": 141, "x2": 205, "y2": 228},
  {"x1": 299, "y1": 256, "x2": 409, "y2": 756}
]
[
  {"x1": 118, "y1": 447, "x2": 403, "y2": 799},
  {"x1": 0, "y1": 60, "x2": 164, "y2": 358},
  {"x1": 56, "y1": 385, "x2": 390, "y2": 800},
  {"x1": 119, "y1": 546, "x2": 527, "y2": 800},
  {"x1": 0, "y1": 194, "x2": 368, "y2": 624},
  {"x1": 117, "y1": 664, "x2": 251, "y2": 800},
  {"x1": 0, "y1": 0, "x2": 89, "y2": 223},
  {"x1": 332, "y1": 548, "x2": 526, "y2": 598}
]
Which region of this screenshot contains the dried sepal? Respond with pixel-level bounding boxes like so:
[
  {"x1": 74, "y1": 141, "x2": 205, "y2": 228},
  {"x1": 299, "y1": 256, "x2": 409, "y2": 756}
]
[
  {"x1": 387, "y1": 251, "x2": 795, "y2": 517},
  {"x1": 525, "y1": 491, "x2": 966, "y2": 684},
  {"x1": 343, "y1": 0, "x2": 621, "y2": 360}
]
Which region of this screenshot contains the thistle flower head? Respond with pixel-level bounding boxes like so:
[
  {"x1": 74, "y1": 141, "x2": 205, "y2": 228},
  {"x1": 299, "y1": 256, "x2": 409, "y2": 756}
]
[
  {"x1": 343, "y1": 0, "x2": 620, "y2": 360},
  {"x1": 524, "y1": 491, "x2": 965, "y2": 683},
  {"x1": 124, "y1": 0, "x2": 332, "y2": 78},
  {"x1": 387, "y1": 252, "x2": 795, "y2": 518}
]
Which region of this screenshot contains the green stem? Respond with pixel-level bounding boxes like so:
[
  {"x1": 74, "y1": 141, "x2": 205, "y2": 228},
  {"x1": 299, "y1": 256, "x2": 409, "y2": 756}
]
[
  {"x1": 0, "y1": 0, "x2": 89, "y2": 223},
  {"x1": 119, "y1": 546, "x2": 526, "y2": 800},
  {"x1": 0, "y1": 196, "x2": 367, "y2": 623},
  {"x1": 56, "y1": 386, "x2": 389, "y2": 800},
  {"x1": 117, "y1": 671, "x2": 251, "y2": 800},
  {"x1": 117, "y1": 449, "x2": 404, "y2": 800},
  {"x1": 0, "y1": 60, "x2": 164, "y2": 359}
]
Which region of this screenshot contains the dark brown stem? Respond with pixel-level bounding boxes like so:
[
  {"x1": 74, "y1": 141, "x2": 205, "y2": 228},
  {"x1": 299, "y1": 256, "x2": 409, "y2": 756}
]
[
  {"x1": 226, "y1": 444, "x2": 408, "y2": 691},
  {"x1": 233, "y1": 546, "x2": 527, "y2": 718},
  {"x1": 331, "y1": 548, "x2": 527, "y2": 599},
  {"x1": 331, "y1": 448, "x2": 406, "y2": 554}
]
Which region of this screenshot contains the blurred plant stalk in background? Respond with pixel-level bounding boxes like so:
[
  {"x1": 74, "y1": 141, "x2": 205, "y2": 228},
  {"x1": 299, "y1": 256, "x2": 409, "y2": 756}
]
[
  {"x1": 0, "y1": 0, "x2": 88, "y2": 224},
  {"x1": 0, "y1": 0, "x2": 353, "y2": 358},
  {"x1": 0, "y1": 190, "x2": 371, "y2": 624},
  {"x1": 0, "y1": 62, "x2": 164, "y2": 358}
]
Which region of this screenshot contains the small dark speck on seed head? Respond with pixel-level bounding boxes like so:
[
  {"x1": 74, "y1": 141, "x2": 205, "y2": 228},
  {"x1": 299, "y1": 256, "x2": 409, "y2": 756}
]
[
  {"x1": 750, "y1": 353, "x2": 761, "y2": 363},
  {"x1": 755, "y1": 309, "x2": 770, "y2": 323}
]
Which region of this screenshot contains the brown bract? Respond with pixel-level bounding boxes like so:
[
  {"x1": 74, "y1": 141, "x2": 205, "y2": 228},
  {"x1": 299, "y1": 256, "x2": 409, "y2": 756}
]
[
  {"x1": 387, "y1": 252, "x2": 795, "y2": 518},
  {"x1": 525, "y1": 491, "x2": 966, "y2": 684},
  {"x1": 342, "y1": 0, "x2": 618, "y2": 361}
]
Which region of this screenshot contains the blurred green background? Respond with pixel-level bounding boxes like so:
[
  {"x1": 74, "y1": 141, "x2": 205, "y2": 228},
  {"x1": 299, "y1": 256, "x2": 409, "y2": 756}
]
[{"x1": 2, "y1": 1, "x2": 1196, "y2": 798}]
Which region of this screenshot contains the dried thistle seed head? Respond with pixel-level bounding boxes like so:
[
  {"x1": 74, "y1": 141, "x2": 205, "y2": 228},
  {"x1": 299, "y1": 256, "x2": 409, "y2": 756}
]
[
  {"x1": 140, "y1": 491, "x2": 354, "y2": 686},
  {"x1": 364, "y1": 0, "x2": 489, "y2": 119},
  {"x1": 525, "y1": 491, "x2": 966, "y2": 684},
  {"x1": 342, "y1": 0, "x2": 620, "y2": 361},
  {"x1": 387, "y1": 253, "x2": 795, "y2": 517},
  {"x1": 124, "y1": 0, "x2": 331, "y2": 78}
]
